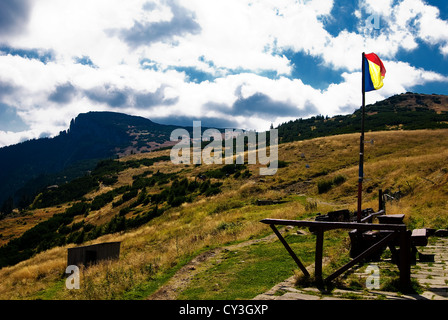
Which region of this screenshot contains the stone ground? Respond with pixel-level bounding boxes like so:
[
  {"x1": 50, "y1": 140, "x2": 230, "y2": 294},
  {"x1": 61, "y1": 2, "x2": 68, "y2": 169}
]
[{"x1": 254, "y1": 237, "x2": 448, "y2": 300}]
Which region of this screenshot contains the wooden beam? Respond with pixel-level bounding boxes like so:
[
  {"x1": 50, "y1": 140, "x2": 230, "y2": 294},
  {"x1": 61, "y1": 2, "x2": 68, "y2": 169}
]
[
  {"x1": 261, "y1": 218, "x2": 406, "y2": 232},
  {"x1": 360, "y1": 210, "x2": 385, "y2": 223}
]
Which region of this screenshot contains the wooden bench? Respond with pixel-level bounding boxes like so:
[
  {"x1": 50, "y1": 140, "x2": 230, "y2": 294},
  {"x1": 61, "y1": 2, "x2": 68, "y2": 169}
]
[
  {"x1": 377, "y1": 214, "x2": 405, "y2": 224},
  {"x1": 349, "y1": 215, "x2": 430, "y2": 261},
  {"x1": 411, "y1": 228, "x2": 428, "y2": 247},
  {"x1": 375, "y1": 215, "x2": 428, "y2": 247}
]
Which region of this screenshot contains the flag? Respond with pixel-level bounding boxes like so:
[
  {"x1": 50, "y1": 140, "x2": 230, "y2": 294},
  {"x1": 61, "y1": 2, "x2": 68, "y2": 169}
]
[{"x1": 363, "y1": 53, "x2": 386, "y2": 92}]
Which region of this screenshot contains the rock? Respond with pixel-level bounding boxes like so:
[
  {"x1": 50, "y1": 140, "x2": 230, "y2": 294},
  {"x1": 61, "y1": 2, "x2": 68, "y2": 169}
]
[{"x1": 434, "y1": 229, "x2": 448, "y2": 237}]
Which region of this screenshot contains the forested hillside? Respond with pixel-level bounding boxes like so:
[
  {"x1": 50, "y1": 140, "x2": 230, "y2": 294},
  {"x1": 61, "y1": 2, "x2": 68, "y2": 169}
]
[{"x1": 277, "y1": 93, "x2": 448, "y2": 143}]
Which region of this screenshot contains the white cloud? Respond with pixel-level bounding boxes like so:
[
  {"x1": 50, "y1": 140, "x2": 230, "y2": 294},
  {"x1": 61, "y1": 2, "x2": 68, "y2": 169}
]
[
  {"x1": 386, "y1": 0, "x2": 448, "y2": 56},
  {"x1": 0, "y1": 0, "x2": 447, "y2": 147},
  {"x1": 382, "y1": 60, "x2": 448, "y2": 93}
]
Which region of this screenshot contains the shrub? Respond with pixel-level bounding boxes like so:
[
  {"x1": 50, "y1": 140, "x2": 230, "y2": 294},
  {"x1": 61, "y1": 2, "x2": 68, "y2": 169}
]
[
  {"x1": 122, "y1": 189, "x2": 138, "y2": 202},
  {"x1": 216, "y1": 221, "x2": 242, "y2": 233},
  {"x1": 333, "y1": 175, "x2": 346, "y2": 186},
  {"x1": 200, "y1": 181, "x2": 211, "y2": 194},
  {"x1": 34, "y1": 175, "x2": 99, "y2": 208},
  {"x1": 119, "y1": 207, "x2": 131, "y2": 216},
  {"x1": 205, "y1": 187, "x2": 221, "y2": 197},
  {"x1": 65, "y1": 202, "x2": 90, "y2": 217},
  {"x1": 317, "y1": 179, "x2": 333, "y2": 194},
  {"x1": 168, "y1": 195, "x2": 186, "y2": 207},
  {"x1": 317, "y1": 175, "x2": 346, "y2": 194},
  {"x1": 91, "y1": 190, "x2": 117, "y2": 211},
  {"x1": 100, "y1": 175, "x2": 118, "y2": 186},
  {"x1": 241, "y1": 170, "x2": 252, "y2": 178},
  {"x1": 277, "y1": 160, "x2": 289, "y2": 168}
]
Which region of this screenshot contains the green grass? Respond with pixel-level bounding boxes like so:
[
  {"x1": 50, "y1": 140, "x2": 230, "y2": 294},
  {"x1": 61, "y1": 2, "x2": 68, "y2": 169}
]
[
  {"x1": 120, "y1": 250, "x2": 208, "y2": 300},
  {"x1": 177, "y1": 233, "x2": 317, "y2": 300},
  {"x1": 32, "y1": 279, "x2": 66, "y2": 300}
]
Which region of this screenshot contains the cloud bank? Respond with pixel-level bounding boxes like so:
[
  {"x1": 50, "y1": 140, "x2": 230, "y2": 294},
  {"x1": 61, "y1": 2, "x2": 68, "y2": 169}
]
[{"x1": 0, "y1": 0, "x2": 447, "y2": 147}]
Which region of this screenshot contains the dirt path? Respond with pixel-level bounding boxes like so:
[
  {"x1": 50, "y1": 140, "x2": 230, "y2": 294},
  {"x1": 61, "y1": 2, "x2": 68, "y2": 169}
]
[
  {"x1": 148, "y1": 224, "x2": 448, "y2": 301},
  {"x1": 147, "y1": 233, "x2": 279, "y2": 300}
]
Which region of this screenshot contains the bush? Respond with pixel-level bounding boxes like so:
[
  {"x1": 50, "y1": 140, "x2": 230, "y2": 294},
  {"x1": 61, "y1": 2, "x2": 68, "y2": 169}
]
[
  {"x1": 277, "y1": 160, "x2": 289, "y2": 168},
  {"x1": 168, "y1": 195, "x2": 186, "y2": 207},
  {"x1": 200, "y1": 181, "x2": 211, "y2": 194},
  {"x1": 216, "y1": 221, "x2": 242, "y2": 232},
  {"x1": 317, "y1": 180, "x2": 333, "y2": 194},
  {"x1": 119, "y1": 207, "x2": 131, "y2": 216},
  {"x1": 34, "y1": 175, "x2": 99, "y2": 208},
  {"x1": 333, "y1": 175, "x2": 346, "y2": 186},
  {"x1": 241, "y1": 170, "x2": 252, "y2": 178},
  {"x1": 91, "y1": 190, "x2": 116, "y2": 211},
  {"x1": 122, "y1": 189, "x2": 138, "y2": 202},
  {"x1": 100, "y1": 175, "x2": 118, "y2": 186},
  {"x1": 65, "y1": 202, "x2": 90, "y2": 217},
  {"x1": 205, "y1": 187, "x2": 221, "y2": 197},
  {"x1": 317, "y1": 175, "x2": 346, "y2": 194}
]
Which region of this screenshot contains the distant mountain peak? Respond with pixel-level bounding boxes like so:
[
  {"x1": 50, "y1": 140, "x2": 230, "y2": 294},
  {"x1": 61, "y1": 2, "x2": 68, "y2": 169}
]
[{"x1": 0, "y1": 111, "x2": 185, "y2": 211}]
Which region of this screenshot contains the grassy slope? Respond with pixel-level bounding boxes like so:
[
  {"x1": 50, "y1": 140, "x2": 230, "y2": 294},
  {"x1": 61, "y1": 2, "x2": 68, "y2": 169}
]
[{"x1": 0, "y1": 129, "x2": 447, "y2": 299}]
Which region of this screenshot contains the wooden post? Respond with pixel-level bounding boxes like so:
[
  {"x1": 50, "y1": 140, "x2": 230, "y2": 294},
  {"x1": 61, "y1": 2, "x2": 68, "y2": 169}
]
[
  {"x1": 378, "y1": 189, "x2": 384, "y2": 212},
  {"x1": 399, "y1": 229, "x2": 412, "y2": 292},
  {"x1": 315, "y1": 228, "x2": 324, "y2": 286},
  {"x1": 357, "y1": 52, "x2": 367, "y2": 223}
]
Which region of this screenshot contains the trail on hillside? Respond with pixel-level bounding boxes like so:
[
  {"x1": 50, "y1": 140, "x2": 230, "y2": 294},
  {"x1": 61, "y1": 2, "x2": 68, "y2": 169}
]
[{"x1": 147, "y1": 233, "x2": 279, "y2": 300}]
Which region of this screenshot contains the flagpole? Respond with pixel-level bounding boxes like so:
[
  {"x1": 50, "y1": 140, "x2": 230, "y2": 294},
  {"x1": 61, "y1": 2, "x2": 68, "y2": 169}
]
[{"x1": 357, "y1": 52, "x2": 366, "y2": 223}]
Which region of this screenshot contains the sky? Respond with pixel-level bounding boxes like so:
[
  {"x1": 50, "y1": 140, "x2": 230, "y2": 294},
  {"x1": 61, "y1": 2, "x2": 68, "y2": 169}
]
[{"x1": 0, "y1": 0, "x2": 448, "y2": 147}]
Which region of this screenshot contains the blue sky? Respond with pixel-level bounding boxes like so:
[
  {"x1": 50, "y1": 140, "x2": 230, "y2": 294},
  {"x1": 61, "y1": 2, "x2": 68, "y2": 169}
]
[{"x1": 0, "y1": 0, "x2": 447, "y2": 147}]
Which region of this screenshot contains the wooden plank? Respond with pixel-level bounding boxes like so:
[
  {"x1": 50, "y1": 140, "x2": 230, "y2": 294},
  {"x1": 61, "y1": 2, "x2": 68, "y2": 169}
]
[
  {"x1": 261, "y1": 218, "x2": 406, "y2": 231},
  {"x1": 377, "y1": 214, "x2": 405, "y2": 224},
  {"x1": 360, "y1": 210, "x2": 385, "y2": 223},
  {"x1": 269, "y1": 225, "x2": 310, "y2": 278},
  {"x1": 411, "y1": 228, "x2": 428, "y2": 246},
  {"x1": 412, "y1": 229, "x2": 427, "y2": 236}
]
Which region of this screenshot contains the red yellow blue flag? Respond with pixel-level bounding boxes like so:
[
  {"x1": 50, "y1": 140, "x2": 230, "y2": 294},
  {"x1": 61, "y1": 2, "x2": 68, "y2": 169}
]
[{"x1": 363, "y1": 53, "x2": 386, "y2": 92}]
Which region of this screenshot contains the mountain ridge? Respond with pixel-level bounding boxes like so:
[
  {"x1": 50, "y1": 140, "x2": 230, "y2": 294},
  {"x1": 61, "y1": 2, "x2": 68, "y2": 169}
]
[
  {"x1": 0, "y1": 111, "x2": 192, "y2": 212},
  {"x1": 1, "y1": 92, "x2": 448, "y2": 215},
  {"x1": 277, "y1": 92, "x2": 448, "y2": 143}
]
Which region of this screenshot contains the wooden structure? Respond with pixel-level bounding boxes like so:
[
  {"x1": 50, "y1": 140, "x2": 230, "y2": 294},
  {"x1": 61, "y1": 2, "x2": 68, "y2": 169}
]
[
  {"x1": 256, "y1": 199, "x2": 287, "y2": 206},
  {"x1": 67, "y1": 242, "x2": 121, "y2": 267},
  {"x1": 261, "y1": 215, "x2": 416, "y2": 291}
]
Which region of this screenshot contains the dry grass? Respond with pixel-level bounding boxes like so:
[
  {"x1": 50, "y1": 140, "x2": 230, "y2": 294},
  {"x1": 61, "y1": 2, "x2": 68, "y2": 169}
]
[
  {"x1": 0, "y1": 178, "x2": 305, "y2": 299},
  {"x1": 0, "y1": 246, "x2": 66, "y2": 299},
  {"x1": 0, "y1": 129, "x2": 447, "y2": 299},
  {"x1": 0, "y1": 205, "x2": 69, "y2": 247}
]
